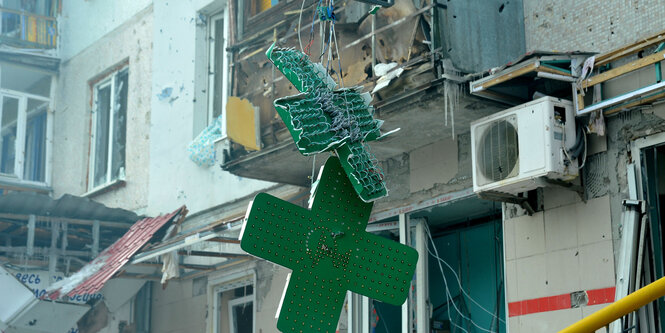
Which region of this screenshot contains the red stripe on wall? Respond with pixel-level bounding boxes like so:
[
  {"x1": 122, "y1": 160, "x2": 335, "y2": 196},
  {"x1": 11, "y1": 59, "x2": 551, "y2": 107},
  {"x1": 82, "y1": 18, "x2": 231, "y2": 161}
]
[
  {"x1": 587, "y1": 286, "x2": 616, "y2": 305},
  {"x1": 508, "y1": 287, "x2": 615, "y2": 317}
]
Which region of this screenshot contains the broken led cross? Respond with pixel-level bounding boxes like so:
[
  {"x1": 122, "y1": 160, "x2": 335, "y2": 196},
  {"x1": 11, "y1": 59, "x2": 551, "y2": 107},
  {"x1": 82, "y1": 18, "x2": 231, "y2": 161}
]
[
  {"x1": 240, "y1": 156, "x2": 418, "y2": 332},
  {"x1": 267, "y1": 43, "x2": 390, "y2": 202}
]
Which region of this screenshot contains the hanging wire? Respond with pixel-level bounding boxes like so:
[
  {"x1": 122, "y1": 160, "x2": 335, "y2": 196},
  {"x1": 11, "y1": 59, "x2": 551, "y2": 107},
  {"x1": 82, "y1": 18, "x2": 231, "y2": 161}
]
[
  {"x1": 427, "y1": 224, "x2": 505, "y2": 328},
  {"x1": 426, "y1": 223, "x2": 506, "y2": 324},
  {"x1": 304, "y1": 0, "x2": 322, "y2": 55},
  {"x1": 425, "y1": 224, "x2": 502, "y2": 333},
  {"x1": 298, "y1": 0, "x2": 307, "y2": 52},
  {"x1": 424, "y1": 224, "x2": 470, "y2": 333},
  {"x1": 578, "y1": 126, "x2": 588, "y2": 169}
]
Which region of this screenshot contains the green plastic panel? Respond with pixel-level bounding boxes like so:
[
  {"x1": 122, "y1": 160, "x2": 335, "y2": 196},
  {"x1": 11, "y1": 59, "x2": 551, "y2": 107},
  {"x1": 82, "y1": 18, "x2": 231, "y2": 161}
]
[
  {"x1": 266, "y1": 43, "x2": 387, "y2": 202},
  {"x1": 240, "y1": 156, "x2": 418, "y2": 332}
]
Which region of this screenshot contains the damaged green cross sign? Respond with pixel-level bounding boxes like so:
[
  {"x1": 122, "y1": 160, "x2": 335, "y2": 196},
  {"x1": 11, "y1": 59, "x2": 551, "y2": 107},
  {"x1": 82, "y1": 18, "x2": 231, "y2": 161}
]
[
  {"x1": 240, "y1": 156, "x2": 418, "y2": 332},
  {"x1": 267, "y1": 43, "x2": 390, "y2": 202}
]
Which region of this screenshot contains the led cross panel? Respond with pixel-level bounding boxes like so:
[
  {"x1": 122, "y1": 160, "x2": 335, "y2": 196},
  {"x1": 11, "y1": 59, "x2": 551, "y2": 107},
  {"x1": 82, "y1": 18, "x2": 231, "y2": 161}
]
[
  {"x1": 266, "y1": 43, "x2": 388, "y2": 202},
  {"x1": 240, "y1": 156, "x2": 418, "y2": 332}
]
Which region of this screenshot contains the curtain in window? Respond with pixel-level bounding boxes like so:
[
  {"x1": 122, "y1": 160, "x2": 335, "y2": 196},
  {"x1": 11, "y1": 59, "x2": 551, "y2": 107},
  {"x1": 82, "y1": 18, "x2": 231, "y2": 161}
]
[
  {"x1": 0, "y1": 96, "x2": 19, "y2": 176},
  {"x1": 93, "y1": 85, "x2": 111, "y2": 187},
  {"x1": 23, "y1": 103, "x2": 47, "y2": 182},
  {"x1": 111, "y1": 70, "x2": 128, "y2": 181}
]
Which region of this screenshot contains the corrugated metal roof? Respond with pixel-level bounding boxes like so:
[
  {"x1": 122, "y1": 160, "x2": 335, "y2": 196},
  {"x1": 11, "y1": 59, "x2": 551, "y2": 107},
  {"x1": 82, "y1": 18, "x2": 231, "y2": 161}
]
[
  {"x1": 46, "y1": 206, "x2": 187, "y2": 299},
  {"x1": 0, "y1": 192, "x2": 139, "y2": 223}
]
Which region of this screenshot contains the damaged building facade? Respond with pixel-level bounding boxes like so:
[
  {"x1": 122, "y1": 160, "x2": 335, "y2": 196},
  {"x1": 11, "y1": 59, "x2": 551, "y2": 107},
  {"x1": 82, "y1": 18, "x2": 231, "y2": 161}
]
[{"x1": 3, "y1": 0, "x2": 665, "y2": 333}]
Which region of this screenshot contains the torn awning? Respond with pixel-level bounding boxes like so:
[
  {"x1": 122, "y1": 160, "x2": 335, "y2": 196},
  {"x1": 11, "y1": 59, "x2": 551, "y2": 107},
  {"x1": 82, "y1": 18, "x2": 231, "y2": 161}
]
[
  {"x1": 45, "y1": 206, "x2": 187, "y2": 300},
  {"x1": 0, "y1": 191, "x2": 139, "y2": 223}
]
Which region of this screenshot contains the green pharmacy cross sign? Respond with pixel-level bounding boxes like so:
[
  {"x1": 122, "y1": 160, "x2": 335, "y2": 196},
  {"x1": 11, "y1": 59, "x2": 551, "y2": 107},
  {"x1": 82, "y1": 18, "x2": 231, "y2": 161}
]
[
  {"x1": 240, "y1": 156, "x2": 418, "y2": 332},
  {"x1": 266, "y1": 43, "x2": 389, "y2": 202}
]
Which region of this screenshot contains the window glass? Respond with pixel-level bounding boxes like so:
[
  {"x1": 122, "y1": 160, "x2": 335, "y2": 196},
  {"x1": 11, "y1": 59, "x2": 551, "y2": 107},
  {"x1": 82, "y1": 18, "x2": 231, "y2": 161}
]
[
  {"x1": 23, "y1": 99, "x2": 48, "y2": 182},
  {"x1": 0, "y1": 96, "x2": 19, "y2": 176},
  {"x1": 93, "y1": 83, "x2": 111, "y2": 188},
  {"x1": 230, "y1": 301, "x2": 252, "y2": 333},
  {"x1": 91, "y1": 68, "x2": 128, "y2": 189},
  {"x1": 1, "y1": 62, "x2": 52, "y2": 97},
  {"x1": 217, "y1": 285, "x2": 254, "y2": 333},
  {"x1": 111, "y1": 70, "x2": 128, "y2": 181},
  {"x1": 211, "y1": 16, "x2": 225, "y2": 123}
]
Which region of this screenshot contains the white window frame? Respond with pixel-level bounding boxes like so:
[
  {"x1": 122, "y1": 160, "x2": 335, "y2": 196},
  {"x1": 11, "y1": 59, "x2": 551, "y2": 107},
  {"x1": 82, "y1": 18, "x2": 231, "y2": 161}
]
[
  {"x1": 227, "y1": 295, "x2": 254, "y2": 333},
  {"x1": 207, "y1": 7, "x2": 230, "y2": 136},
  {"x1": 88, "y1": 68, "x2": 128, "y2": 192},
  {"x1": 0, "y1": 87, "x2": 52, "y2": 187},
  {"x1": 209, "y1": 270, "x2": 256, "y2": 333}
]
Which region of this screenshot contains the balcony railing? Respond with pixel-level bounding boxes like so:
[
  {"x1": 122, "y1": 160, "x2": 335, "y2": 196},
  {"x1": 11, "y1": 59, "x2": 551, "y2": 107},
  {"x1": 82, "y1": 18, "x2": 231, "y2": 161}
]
[{"x1": 0, "y1": 7, "x2": 56, "y2": 49}]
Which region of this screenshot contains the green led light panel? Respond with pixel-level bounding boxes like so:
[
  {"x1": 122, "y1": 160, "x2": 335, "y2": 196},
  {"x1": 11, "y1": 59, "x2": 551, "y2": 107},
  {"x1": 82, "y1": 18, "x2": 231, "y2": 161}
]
[
  {"x1": 240, "y1": 156, "x2": 418, "y2": 332},
  {"x1": 267, "y1": 43, "x2": 388, "y2": 202}
]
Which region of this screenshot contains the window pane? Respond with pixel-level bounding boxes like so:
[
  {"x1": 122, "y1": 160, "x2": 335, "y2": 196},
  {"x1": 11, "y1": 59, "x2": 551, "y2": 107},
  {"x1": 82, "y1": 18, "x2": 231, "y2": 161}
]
[
  {"x1": 23, "y1": 99, "x2": 48, "y2": 182},
  {"x1": 0, "y1": 96, "x2": 19, "y2": 176},
  {"x1": 93, "y1": 84, "x2": 111, "y2": 188},
  {"x1": 1, "y1": 62, "x2": 52, "y2": 97},
  {"x1": 232, "y1": 302, "x2": 253, "y2": 333},
  {"x1": 211, "y1": 17, "x2": 225, "y2": 121},
  {"x1": 111, "y1": 70, "x2": 128, "y2": 181}
]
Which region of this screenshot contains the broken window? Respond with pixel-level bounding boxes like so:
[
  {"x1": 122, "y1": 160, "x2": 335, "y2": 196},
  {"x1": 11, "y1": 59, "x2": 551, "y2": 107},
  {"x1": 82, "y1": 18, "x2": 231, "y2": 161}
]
[
  {"x1": 214, "y1": 282, "x2": 254, "y2": 333},
  {"x1": 90, "y1": 68, "x2": 128, "y2": 189},
  {"x1": 208, "y1": 9, "x2": 228, "y2": 129}
]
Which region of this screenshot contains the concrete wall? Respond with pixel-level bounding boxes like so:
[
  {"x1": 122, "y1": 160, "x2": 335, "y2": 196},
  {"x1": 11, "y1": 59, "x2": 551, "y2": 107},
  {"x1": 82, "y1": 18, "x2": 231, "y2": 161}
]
[
  {"x1": 523, "y1": 0, "x2": 665, "y2": 53},
  {"x1": 58, "y1": 0, "x2": 153, "y2": 61},
  {"x1": 375, "y1": 134, "x2": 470, "y2": 214},
  {"x1": 151, "y1": 278, "x2": 208, "y2": 333},
  {"x1": 151, "y1": 261, "x2": 288, "y2": 333},
  {"x1": 54, "y1": 0, "x2": 274, "y2": 215},
  {"x1": 52, "y1": 5, "x2": 153, "y2": 212},
  {"x1": 504, "y1": 192, "x2": 614, "y2": 332},
  {"x1": 147, "y1": 0, "x2": 274, "y2": 216}
]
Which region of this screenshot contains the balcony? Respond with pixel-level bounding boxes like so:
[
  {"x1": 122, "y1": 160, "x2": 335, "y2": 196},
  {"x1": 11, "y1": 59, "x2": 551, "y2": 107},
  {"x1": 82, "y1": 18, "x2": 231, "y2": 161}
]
[
  {"x1": 218, "y1": 0, "x2": 524, "y2": 186},
  {"x1": 0, "y1": 7, "x2": 57, "y2": 49}
]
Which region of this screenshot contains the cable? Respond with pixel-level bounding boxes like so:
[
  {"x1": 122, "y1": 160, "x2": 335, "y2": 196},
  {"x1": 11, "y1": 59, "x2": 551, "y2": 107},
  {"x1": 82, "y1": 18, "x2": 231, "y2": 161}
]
[
  {"x1": 374, "y1": 303, "x2": 391, "y2": 333},
  {"x1": 425, "y1": 224, "x2": 502, "y2": 333},
  {"x1": 578, "y1": 126, "x2": 588, "y2": 169},
  {"x1": 332, "y1": 22, "x2": 344, "y2": 87},
  {"x1": 429, "y1": 230, "x2": 469, "y2": 333},
  {"x1": 428, "y1": 243, "x2": 494, "y2": 333},
  {"x1": 427, "y1": 224, "x2": 505, "y2": 324},
  {"x1": 298, "y1": 0, "x2": 306, "y2": 52}
]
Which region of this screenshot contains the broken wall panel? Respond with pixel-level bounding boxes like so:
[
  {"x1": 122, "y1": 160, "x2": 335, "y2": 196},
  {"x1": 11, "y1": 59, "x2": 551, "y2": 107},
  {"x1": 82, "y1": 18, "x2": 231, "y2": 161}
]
[{"x1": 442, "y1": 0, "x2": 526, "y2": 73}]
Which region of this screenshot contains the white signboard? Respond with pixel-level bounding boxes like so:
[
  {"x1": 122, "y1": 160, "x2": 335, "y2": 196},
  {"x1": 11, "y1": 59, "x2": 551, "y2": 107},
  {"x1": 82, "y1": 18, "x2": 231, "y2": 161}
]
[{"x1": 6, "y1": 269, "x2": 101, "y2": 333}]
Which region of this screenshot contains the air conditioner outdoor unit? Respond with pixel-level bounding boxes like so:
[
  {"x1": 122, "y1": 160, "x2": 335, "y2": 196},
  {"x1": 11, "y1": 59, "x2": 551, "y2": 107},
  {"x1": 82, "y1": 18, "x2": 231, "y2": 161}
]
[{"x1": 471, "y1": 96, "x2": 578, "y2": 196}]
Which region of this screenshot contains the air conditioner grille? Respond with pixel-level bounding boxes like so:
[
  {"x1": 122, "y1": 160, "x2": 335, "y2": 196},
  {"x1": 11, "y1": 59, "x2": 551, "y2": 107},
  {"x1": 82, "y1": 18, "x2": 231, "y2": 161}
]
[{"x1": 479, "y1": 119, "x2": 519, "y2": 182}]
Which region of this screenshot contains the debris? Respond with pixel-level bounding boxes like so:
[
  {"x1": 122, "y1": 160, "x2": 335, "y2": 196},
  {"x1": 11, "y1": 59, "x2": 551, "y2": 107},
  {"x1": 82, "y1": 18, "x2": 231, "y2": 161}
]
[
  {"x1": 371, "y1": 62, "x2": 404, "y2": 93},
  {"x1": 227, "y1": 96, "x2": 261, "y2": 151}
]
